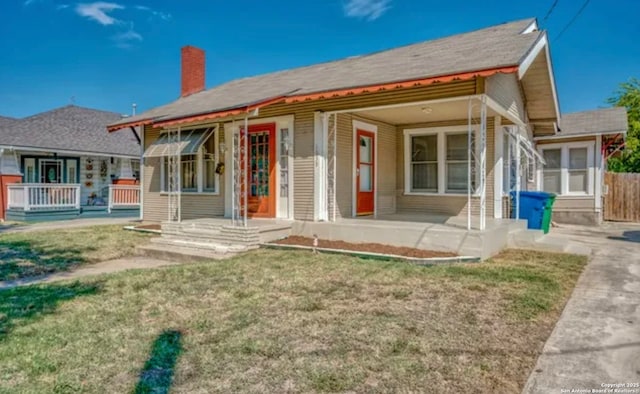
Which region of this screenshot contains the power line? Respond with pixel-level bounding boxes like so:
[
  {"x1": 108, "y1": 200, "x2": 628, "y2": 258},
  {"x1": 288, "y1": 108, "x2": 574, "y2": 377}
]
[
  {"x1": 554, "y1": 0, "x2": 592, "y2": 42},
  {"x1": 543, "y1": 0, "x2": 560, "y2": 22}
]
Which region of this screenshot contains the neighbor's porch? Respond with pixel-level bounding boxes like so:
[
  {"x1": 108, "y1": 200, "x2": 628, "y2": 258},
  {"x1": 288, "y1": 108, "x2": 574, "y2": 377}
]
[{"x1": 5, "y1": 183, "x2": 140, "y2": 222}]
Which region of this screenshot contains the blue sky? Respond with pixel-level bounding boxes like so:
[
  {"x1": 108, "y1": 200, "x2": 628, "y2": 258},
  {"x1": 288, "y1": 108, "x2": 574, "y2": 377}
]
[{"x1": 1, "y1": 0, "x2": 638, "y2": 118}]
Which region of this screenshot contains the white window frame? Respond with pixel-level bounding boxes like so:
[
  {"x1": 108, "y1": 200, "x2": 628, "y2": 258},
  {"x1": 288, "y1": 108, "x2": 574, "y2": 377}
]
[
  {"x1": 160, "y1": 130, "x2": 219, "y2": 195},
  {"x1": 537, "y1": 141, "x2": 594, "y2": 196},
  {"x1": 403, "y1": 126, "x2": 479, "y2": 196}
]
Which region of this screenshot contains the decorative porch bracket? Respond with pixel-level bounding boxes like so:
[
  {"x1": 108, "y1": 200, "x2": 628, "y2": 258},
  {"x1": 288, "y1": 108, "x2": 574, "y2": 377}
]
[{"x1": 167, "y1": 128, "x2": 181, "y2": 222}]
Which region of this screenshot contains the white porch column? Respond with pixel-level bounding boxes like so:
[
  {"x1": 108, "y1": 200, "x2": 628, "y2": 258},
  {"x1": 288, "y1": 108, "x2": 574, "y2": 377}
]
[
  {"x1": 479, "y1": 95, "x2": 487, "y2": 231},
  {"x1": 313, "y1": 111, "x2": 328, "y2": 221},
  {"x1": 595, "y1": 134, "x2": 603, "y2": 215},
  {"x1": 493, "y1": 116, "x2": 503, "y2": 219}
]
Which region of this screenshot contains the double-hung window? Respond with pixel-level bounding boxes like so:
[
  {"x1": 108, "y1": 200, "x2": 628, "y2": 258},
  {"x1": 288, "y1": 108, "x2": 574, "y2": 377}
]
[
  {"x1": 405, "y1": 127, "x2": 477, "y2": 195},
  {"x1": 542, "y1": 149, "x2": 562, "y2": 193},
  {"x1": 540, "y1": 142, "x2": 593, "y2": 195},
  {"x1": 446, "y1": 133, "x2": 473, "y2": 193},
  {"x1": 410, "y1": 134, "x2": 438, "y2": 192}
]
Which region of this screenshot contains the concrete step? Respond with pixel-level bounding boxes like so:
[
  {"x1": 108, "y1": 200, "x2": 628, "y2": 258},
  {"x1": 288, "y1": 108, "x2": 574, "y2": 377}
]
[
  {"x1": 150, "y1": 236, "x2": 252, "y2": 253},
  {"x1": 136, "y1": 243, "x2": 236, "y2": 264}
]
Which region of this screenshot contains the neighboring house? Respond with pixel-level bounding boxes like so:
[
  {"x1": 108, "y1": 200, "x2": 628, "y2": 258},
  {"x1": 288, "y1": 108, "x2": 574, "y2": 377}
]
[
  {"x1": 105, "y1": 18, "x2": 622, "y2": 250},
  {"x1": 0, "y1": 105, "x2": 142, "y2": 221},
  {"x1": 536, "y1": 107, "x2": 628, "y2": 225}
]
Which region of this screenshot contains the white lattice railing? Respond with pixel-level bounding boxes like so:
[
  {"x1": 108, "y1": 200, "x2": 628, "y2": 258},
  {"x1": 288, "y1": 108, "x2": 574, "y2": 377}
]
[
  {"x1": 7, "y1": 184, "x2": 81, "y2": 211},
  {"x1": 108, "y1": 185, "x2": 140, "y2": 213}
]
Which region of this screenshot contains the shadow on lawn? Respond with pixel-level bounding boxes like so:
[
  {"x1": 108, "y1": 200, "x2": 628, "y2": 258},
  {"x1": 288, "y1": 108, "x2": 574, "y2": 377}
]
[
  {"x1": 135, "y1": 330, "x2": 183, "y2": 394},
  {"x1": 0, "y1": 238, "x2": 94, "y2": 282},
  {"x1": 0, "y1": 281, "x2": 101, "y2": 339}
]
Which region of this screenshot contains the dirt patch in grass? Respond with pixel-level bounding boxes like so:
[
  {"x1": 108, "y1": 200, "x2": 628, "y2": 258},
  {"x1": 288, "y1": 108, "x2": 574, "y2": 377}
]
[
  {"x1": 0, "y1": 249, "x2": 587, "y2": 393},
  {"x1": 274, "y1": 235, "x2": 457, "y2": 258}
]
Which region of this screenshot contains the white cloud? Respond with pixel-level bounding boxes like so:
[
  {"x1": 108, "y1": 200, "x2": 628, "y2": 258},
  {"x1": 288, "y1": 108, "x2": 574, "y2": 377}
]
[
  {"x1": 344, "y1": 0, "x2": 391, "y2": 21},
  {"x1": 75, "y1": 2, "x2": 124, "y2": 26},
  {"x1": 113, "y1": 26, "x2": 143, "y2": 48},
  {"x1": 57, "y1": 4, "x2": 71, "y2": 10},
  {"x1": 135, "y1": 5, "x2": 171, "y2": 21}
]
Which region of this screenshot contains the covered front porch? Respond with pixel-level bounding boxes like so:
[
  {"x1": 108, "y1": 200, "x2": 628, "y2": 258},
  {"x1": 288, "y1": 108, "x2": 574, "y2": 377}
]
[
  {"x1": 5, "y1": 183, "x2": 140, "y2": 221},
  {"x1": 311, "y1": 93, "x2": 545, "y2": 231}
]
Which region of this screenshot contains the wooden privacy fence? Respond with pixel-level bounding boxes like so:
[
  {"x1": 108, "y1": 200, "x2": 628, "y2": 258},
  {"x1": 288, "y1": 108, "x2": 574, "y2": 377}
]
[{"x1": 604, "y1": 172, "x2": 640, "y2": 222}]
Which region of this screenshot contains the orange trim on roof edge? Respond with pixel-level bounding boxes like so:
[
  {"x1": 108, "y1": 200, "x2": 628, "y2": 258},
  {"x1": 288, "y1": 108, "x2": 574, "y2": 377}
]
[
  {"x1": 284, "y1": 66, "x2": 519, "y2": 103},
  {"x1": 107, "y1": 66, "x2": 518, "y2": 132},
  {"x1": 107, "y1": 119, "x2": 153, "y2": 132},
  {"x1": 154, "y1": 95, "x2": 289, "y2": 128}
]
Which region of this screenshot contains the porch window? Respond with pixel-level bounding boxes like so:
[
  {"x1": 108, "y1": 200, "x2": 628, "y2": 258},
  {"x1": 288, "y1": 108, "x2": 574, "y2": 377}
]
[
  {"x1": 202, "y1": 134, "x2": 216, "y2": 192},
  {"x1": 405, "y1": 127, "x2": 478, "y2": 195},
  {"x1": 159, "y1": 130, "x2": 218, "y2": 193},
  {"x1": 445, "y1": 133, "x2": 472, "y2": 193},
  {"x1": 542, "y1": 149, "x2": 562, "y2": 194},
  {"x1": 410, "y1": 135, "x2": 437, "y2": 192},
  {"x1": 181, "y1": 155, "x2": 198, "y2": 191}
]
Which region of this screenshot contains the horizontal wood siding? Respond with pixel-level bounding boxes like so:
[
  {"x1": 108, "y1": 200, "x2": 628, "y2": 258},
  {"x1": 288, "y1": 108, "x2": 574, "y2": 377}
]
[
  {"x1": 292, "y1": 111, "x2": 315, "y2": 220},
  {"x1": 396, "y1": 118, "x2": 496, "y2": 217},
  {"x1": 486, "y1": 73, "x2": 525, "y2": 122},
  {"x1": 553, "y1": 197, "x2": 595, "y2": 211}
]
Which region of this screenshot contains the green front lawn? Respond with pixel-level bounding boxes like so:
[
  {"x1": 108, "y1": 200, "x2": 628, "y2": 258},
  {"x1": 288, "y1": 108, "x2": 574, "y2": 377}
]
[
  {"x1": 0, "y1": 225, "x2": 153, "y2": 281},
  {"x1": 0, "y1": 248, "x2": 586, "y2": 393}
]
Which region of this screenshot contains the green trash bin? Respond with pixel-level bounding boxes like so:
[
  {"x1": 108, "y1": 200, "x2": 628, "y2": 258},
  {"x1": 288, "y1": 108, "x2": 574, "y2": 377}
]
[{"x1": 541, "y1": 194, "x2": 556, "y2": 234}]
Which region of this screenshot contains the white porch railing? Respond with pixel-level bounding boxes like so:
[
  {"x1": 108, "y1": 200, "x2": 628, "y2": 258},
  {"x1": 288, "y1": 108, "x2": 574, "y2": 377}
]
[
  {"x1": 108, "y1": 185, "x2": 140, "y2": 213},
  {"x1": 7, "y1": 184, "x2": 81, "y2": 211}
]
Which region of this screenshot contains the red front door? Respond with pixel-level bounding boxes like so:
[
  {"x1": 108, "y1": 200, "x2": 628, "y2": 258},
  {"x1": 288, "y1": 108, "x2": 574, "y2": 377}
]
[
  {"x1": 245, "y1": 123, "x2": 276, "y2": 218},
  {"x1": 356, "y1": 129, "x2": 375, "y2": 215}
]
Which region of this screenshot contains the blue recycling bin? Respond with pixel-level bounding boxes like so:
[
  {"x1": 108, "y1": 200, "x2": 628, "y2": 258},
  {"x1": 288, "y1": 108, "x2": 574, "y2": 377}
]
[{"x1": 510, "y1": 191, "x2": 554, "y2": 231}]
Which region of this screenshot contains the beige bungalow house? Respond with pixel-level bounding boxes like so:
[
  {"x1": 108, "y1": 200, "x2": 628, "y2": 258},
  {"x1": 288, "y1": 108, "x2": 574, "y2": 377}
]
[{"x1": 107, "y1": 18, "x2": 571, "y2": 257}]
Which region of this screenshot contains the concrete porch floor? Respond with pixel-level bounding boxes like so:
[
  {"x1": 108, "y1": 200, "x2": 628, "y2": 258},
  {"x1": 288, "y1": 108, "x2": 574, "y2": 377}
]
[{"x1": 168, "y1": 213, "x2": 528, "y2": 259}]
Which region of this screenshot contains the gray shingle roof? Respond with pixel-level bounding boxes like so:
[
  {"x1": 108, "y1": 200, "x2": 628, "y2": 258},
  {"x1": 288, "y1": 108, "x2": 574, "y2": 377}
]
[
  {"x1": 110, "y1": 18, "x2": 542, "y2": 128},
  {"x1": 0, "y1": 105, "x2": 140, "y2": 157},
  {"x1": 0, "y1": 116, "x2": 17, "y2": 127},
  {"x1": 557, "y1": 107, "x2": 628, "y2": 137}
]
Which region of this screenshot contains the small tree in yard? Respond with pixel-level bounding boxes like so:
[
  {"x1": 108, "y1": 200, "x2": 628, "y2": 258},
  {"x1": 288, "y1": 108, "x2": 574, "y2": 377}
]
[{"x1": 607, "y1": 78, "x2": 640, "y2": 172}]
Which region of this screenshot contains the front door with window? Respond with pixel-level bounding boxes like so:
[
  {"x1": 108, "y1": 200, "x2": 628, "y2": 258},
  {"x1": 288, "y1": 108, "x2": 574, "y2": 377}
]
[
  {"x1": 40, "y1": 160, "x2": 63, "y2": 183},
  {"x1": 356, "y1": 129, "x2": 375, "y2": 215},
  {"x1": 246, "y1": 123, "x2": 276, "y2": 217}
]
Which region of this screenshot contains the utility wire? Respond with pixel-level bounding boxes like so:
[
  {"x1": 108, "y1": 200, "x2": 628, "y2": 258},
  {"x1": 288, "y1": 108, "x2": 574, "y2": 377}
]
[
  {"x1": 543, "y1": 0, "x2": 560, "y2": 22},
  {"x1": 554, "y1": 0, "x2": 592, "y2": 42}
]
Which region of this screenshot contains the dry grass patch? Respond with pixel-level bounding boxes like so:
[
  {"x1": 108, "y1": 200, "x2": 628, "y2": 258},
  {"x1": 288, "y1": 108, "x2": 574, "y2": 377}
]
[
  {"x1": 0, "y1": 225, "x2": 153, "y2": 281},
  {"x1": 0, "y1": 248, "x2": 586, "y2": 393}
]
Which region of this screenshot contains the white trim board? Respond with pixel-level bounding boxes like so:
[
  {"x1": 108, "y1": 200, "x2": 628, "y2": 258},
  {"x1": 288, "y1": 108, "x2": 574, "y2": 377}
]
[{"x1": 352, "y1": 119, "x2": 378, "y2": 218}]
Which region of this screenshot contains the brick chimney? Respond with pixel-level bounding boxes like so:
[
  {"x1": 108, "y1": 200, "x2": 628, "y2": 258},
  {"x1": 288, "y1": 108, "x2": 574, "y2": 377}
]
[{"x1": 181, "y1": 46, "x2": 205, "y2": 97}]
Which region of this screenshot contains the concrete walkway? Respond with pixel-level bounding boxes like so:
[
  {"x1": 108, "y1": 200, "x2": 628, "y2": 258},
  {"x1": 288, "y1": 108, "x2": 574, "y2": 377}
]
[
  {"x1": 523, "y1": 223, "x2": 640, "y2": 393},
  {"x1": 0, "y1": 217, "x2": 139, "y2": 234},
  {"x1": 0, "y1": 257, "x2": 180, "y2": 290}
]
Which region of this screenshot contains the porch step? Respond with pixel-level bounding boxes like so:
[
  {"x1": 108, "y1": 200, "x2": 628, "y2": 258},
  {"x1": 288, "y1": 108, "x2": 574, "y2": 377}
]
[
  {"x1": 150, "y1": 236, "x2": 253, "y2": 253},
  {"x1": 136, "y1": 243, "x2": 238, "y2": 263}
]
